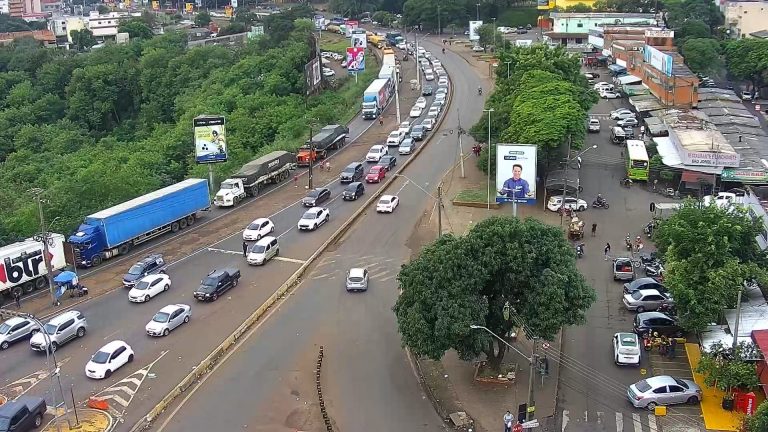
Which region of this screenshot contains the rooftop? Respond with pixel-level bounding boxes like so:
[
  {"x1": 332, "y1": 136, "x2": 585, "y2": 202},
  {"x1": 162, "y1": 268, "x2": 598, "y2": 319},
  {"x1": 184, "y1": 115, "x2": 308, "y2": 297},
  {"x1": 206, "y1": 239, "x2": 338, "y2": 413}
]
[
  {"x1": 656, "y1": 109, "x2": 735, "y2": 153},
  {"x1": 550, "y1": 12, "x2": 656, "y2": 19}
]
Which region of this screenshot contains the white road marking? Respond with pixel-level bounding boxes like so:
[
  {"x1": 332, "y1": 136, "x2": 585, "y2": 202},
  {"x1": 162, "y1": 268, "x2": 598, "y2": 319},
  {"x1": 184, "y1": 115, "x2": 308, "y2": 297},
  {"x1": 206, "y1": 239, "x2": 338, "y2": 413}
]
[
  {"x1": 103, "y1": 329, "x2": 121, "y2": 340},
  {"x1": 273, "y1": 256, "x2": 306, "y2": 264},
  {"x1": 632, "y1": 413, "x2": 642, "y2": 432},
  {"x1": 596, "y1": 411, "x2": 603, "y2": 424},
  {"x1": 4, "y1": 358, "x2": 71, "y2": 399},
  {"x1": 310, "y1": 272, "x2": 336, "y2": 280},
  {"x1": 616, "y1": 412, "x2": 623, "y2": 432},
  {"x1": 91, "y1": 350, "x2": 168, "y2": 417},
  {"x1": 648, "y1": 413, "x2": 658, "y2": 432},
  {"x1": 562, "y1": 410, "x2": 569, "y2": 432},
  {"x1": 206, "y1": 247, "x2": 242, "y2": 255},
  {"x1": 584, "y1": 411, "x2": 588, "y2": 422}
]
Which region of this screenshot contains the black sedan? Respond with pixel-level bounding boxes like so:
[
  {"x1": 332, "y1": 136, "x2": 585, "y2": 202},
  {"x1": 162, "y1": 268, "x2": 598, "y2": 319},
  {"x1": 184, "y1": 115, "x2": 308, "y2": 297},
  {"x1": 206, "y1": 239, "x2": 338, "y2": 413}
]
[
  {"x1": 378, "y1": 155, "x2": 397, "y2": 171},
  {"x1": 302, "y1": 187, "x2": 331, "y2": 207}
]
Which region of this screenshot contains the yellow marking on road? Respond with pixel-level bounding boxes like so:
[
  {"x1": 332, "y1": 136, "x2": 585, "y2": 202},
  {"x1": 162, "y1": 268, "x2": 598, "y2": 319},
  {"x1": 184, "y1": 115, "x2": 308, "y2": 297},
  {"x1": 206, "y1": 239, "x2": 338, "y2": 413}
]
[{"x1": 43, "y1": 409, "x2": 114, "y2": 432}]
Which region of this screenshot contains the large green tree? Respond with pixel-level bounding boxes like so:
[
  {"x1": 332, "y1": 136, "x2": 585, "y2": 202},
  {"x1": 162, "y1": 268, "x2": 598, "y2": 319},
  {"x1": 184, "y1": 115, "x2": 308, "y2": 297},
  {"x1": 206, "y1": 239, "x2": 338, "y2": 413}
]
[
  {"x1": 664, "y1": 0, "x2": 723, "y2": 30},
  {"x1": 654, "y1": 201, "x2": 768, "y2": 331},
  {"x1": 70, "y1": 29, "x2": 97, "y2": 52},
  {"x1": 746, "y1": 400, "x2": 768, "y2": 432},
  {"x1": 118, "y1": 19, "x2": 154, "y2": 40},
  {"x1": 681, "y1": 38, "x2": 722, "y2": 77},
  {"x1": 723, "y1": 38, "x2": 768, "y2": 92},
  {"x1": 394, "y1": 217, "x2": 595, "y2": 370},
  {"x1": 402, "y1": 0, "x2": 466, "y2": 32}
]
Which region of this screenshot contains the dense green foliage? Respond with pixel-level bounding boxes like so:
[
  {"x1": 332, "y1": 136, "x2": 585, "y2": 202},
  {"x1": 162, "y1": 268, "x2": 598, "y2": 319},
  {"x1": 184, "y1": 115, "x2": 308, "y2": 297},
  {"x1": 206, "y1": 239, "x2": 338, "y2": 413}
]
[
  {"x1": 393, "y1": 217, "x2": 595, "y2": 369},
  {"x1": 680, "y1": 38, "x2": 722, "y2": 77},
  {"x1": 470, "y1": 44, "x2": 597, "y2": 175},
  {"x1": 746, "y1": 399, "x2": 768, "y2": 432},
  {"x1": 654, "y1": 201, "x2": 768, "y2": 332},
  {"x1": 695, "y1": 341, "x2": 760, "y2": 396},
  {"x1": 0, "y1": 15, "x2": 47, "y2": 33},
  {"x1": 0, "y1": 6, "x2": 376, "y2": 245},
  {"x1": 723, "y1": 38, "x2": 768, "y2": 92}
]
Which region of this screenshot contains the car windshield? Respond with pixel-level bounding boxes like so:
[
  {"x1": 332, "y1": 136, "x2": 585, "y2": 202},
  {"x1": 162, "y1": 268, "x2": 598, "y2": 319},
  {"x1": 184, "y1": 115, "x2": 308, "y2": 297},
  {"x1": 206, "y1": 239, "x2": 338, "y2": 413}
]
[
  {"x1": 91, "y1": 350, "x2": 110, "y2": 364},
  {"x1": 44, "y1": 323, "x2": 57, "y2": 335},
  {"x1": 307, "y1": 190, "x2": 320, "y2": 198},
  {"x1": 631, "y1": 291, "x2": 644, "y2": 300},
  {"x1": 635, "y1": 380, "x2": 652, "y2": 392},
  {"x1": 201, "y1": 276, "x2": 219, "y2": 287},
  {"x1": 128, "y1": 264, "x2": 144, "y2": 275},
  {"x1": 389, "y1": 132, "x2": 398, "y2": 138},
  {"x1": 153, "y1": 312, "x2": 171, "y2": 323},
  {"x1": 302, "y1": 212, "x2": 318, "y2": 220},
  {"x1": 247, "y1": 222, "x2": 261, "y2": 230},
  {"x1": 134, "y1": 280, "x2": 150, "y2": 291},
  {"x1": 620, "y1": 336, "x2": 637, "y2": 347},
  {"x1": 251, "y1": 245, "x2": 266, "y2": 253},
  {"x1": 370, "y1": 167, "x2": 381, "y2": 173},
  {"x1": 348, "y1": 276, "x2": 364, "y2": 283},
  {"x1": 0, "y1": 323, "x2": 10, "y2": 334},
  {"x1": 379, "y1": 198, "x2": 391, "y2": 204}
]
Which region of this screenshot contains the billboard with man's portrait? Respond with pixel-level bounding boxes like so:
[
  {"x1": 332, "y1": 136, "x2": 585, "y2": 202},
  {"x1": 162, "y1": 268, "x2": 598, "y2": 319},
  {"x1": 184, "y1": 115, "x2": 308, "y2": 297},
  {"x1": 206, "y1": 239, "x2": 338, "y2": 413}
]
[{"x1": 496, "y1": 144, "x2": 537, "y2": 204}]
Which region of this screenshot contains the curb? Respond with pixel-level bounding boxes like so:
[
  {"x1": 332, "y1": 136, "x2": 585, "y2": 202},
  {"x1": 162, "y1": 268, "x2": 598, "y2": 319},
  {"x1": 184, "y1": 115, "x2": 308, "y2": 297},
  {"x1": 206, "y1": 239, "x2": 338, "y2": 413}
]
[{"x1": 128, "y1": 49, "x2": 455, "y2": 432}]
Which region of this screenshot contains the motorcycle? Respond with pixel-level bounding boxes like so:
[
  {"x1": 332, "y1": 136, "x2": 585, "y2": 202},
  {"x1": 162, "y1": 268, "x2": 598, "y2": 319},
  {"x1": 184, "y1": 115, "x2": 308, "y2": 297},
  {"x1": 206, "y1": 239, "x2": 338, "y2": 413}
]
[
  {"x1": 638, "y1": 252, "x2": 658, "y2": 265},
  {"x1": 625, "y1": 234, "x2": 632, "y2": 251},
  {"x1": 575, "y1": 243, "x2": 585, "y2": 258},
  {"x1": 642, "y1": 332, "x2": 653, "y2": 351},
  {"x1": 592, "y1": 198, "x2": 609, "y2": 209},
  {"x1": 645, "y1": 262, "x2": 665, "y2": 277},
  {"x1": 620, "y1": 178, "x2": 633, "y2": 188},
  {"x1": 478, "y1": 87, "x2": 483, "y2": 96},
  {"x1": 643, "y1": 220, "x2": 657, "y2": 238},
  {"x1": 658, "y1": 303, "x2": 676, "y2": 316}
]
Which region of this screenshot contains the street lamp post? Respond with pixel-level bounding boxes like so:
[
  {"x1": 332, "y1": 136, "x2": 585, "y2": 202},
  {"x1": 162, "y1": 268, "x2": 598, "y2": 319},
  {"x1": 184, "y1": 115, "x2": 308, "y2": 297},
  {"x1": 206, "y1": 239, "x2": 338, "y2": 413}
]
[
  {"x1": 394, "y1": 174, "x2": 443, "y2": 235},
  {"x1": 560, "y1": 140, "x2": 598, "y2": 227},
  {"x1": 492, "y1": 17, "x2": 497, "y2": 48},
  {"x1": 470, "y1": 325, "x2": 538, "y2": 421},
  {"x1": 394, "y1": 66, "x2": 402, "y2": 125},
  {"x1": 483, "y1": 108, "x2": 494, "y2": 210},
  {"x1": 476, "y1": 3, "x2": 480, "y2": 20}
]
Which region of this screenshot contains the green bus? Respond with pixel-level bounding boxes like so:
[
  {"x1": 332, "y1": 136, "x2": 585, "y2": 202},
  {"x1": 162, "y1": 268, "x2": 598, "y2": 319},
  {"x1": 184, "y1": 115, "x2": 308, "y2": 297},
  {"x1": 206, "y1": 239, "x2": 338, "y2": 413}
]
[{"x1": 625, "y1": 139, "x2": 649, "y2": 181}]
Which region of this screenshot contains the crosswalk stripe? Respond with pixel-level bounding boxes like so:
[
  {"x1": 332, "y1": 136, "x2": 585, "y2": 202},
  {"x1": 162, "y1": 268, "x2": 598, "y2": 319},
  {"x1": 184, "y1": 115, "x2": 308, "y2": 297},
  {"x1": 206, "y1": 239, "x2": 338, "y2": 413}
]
[
  {"x1": 103, "y1": 385, "x2": 135, "y2": 397},
  {"x1": 597, "y1": 412, "x2": 603, "y2": 424},
  {"x1": 616, "y1": 412, "x2": 623, "y2": 432},
  {"x1": 633, "y1": 413, "x2": 643, "y2": 432},
  {"x1": 102, "y1": 393, "x2": 130, "y2": 408},
  {"x1": 561, "y1": 410, "x2": 569, "y2": 432},
  {"x1": 647, "y1": 414, "x2": 658, "y2": 432}
]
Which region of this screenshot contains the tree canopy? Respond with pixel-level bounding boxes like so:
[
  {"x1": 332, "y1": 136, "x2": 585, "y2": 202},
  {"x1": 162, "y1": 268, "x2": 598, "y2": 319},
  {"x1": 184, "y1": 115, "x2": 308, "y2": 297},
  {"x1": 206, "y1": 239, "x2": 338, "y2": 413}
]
[
  {"x1": 680, "y1": 38, "x2": 723, "y2": 77},
  {"x1": 654, "y1": 201, "x2": 768, "y2": 332},
  {"x1": 393, "y1": 216, "x2": 595, "y2": 369},
  {"x1": 746, "y1": 400, "x2": 768, "y2": 432},
  {"x1": 0, "y1": 5, "x2": 374, "y2": 246},
  {"x1": 723, "y1": 38, "x2": 768, "y2": 92},
  {"x1": 470, "y1": 44, "x2": 596, "y2": 173}
]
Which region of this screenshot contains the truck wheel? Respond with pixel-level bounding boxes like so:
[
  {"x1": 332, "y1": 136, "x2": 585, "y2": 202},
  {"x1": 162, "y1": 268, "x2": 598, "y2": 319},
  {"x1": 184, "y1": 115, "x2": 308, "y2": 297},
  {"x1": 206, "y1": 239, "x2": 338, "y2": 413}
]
[
  {"x1": 22, "y1": 281, "x2": 35, "y2": 294},
  {"x1": 33, "y1": 414, "x2": 42, "y2": 427},
  {"x1": 171, "y1": 222, "x2": 180, "y2": 233},
  {"x1": 34, "y1": 276, "x2": 47, "y2": 290},
  {"x1": 118, "y1": 243, "x2": 131, "y2": 255},
  {"x1": 179, "y1": 218, "x2": 188, "y2": 229},
  {"x1": 186, "y1": 215, "x2": 196, "y2": 226},
  {"x1": 92, "y1": 255, "x2": 102, "y2": 266}
]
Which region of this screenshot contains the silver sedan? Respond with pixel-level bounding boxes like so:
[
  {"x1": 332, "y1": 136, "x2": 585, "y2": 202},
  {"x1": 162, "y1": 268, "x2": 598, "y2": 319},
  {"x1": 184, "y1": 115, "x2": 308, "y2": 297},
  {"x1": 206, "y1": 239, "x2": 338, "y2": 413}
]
[
  {"x1": 146, "y1": 304, "x2": 191, "y2": 337},
  {"x1": 628, "y1": 375, "x2": 701, "y2": 410}
]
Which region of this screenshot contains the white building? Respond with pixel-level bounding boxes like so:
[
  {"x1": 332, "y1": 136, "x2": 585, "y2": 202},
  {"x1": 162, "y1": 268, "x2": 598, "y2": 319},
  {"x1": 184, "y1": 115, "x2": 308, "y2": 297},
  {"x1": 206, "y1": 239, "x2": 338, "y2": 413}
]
[
  {"x1": 720, "y1": 0, "x2": 768, "y2": 39},
  {"x1": 0, "y1": 0, "x2": 9, "y2": 14}
]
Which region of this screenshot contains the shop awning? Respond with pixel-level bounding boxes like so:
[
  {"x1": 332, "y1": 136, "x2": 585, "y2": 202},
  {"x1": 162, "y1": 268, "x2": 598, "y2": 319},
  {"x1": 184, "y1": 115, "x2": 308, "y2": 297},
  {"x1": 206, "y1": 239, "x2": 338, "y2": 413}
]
[
  {"x1": 618, "y1": 75, "x2": 642, "y2": 85},
  {"x1": 752, "y1": 329, "x2": 768, "y2": 398},
  {"x1": 681, "y1": 170, "x2": 714, "y2": 184},
  {"x1": 653, "y1": 137, "x2": 723, "y2": 174}
]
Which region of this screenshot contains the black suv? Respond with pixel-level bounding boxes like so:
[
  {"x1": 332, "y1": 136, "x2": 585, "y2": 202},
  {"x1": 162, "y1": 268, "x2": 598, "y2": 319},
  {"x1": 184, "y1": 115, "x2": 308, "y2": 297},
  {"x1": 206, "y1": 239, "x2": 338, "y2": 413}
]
[
  {"x1": 342, "y1": 182, "x2": 365, "y2": 201},
  {"x1": 378, "y1": 155, "x2": 397, "y2": 171},
  {"x1": 123, "y1": 254, "x2": 166, "y2": 288},
  {"x1": 339, "y1": 162, "x2": 364, "y2": 183},
  {"x1": 194, "y1": 268, "x2": 241, "y2": 302},
  {"x1": 623, "y1": 277, "x2": 667, "y2": 294}
]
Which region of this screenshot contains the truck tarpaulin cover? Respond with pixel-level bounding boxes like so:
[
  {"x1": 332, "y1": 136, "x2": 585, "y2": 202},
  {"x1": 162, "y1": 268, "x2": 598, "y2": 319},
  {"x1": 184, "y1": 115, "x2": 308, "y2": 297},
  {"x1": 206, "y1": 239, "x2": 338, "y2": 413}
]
[
  {"x1": 194, "y1": 115, "x2": 228, "y2": 164},
  {"x1": 234, "y1": 151, "x2": 296, "y2": 183}
]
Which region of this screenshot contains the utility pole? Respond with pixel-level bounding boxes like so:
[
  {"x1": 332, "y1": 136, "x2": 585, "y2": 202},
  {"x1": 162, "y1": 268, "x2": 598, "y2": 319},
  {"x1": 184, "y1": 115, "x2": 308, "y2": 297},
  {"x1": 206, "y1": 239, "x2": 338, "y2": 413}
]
[
  {"x1": 437, "y1": 184, "x2": 443, "y2": 236},
  {"x1": 560, "y1": 135, "x2": 572, "y2": 227},
  {"x1": 527, "y1": 338, "x2": 539, "y2": 421},
  {"x1": 457, "y1": 111, "x2": 465, "y2": 178},
  {"x1": 437, "y1": 4, "x2": 441, "y2": 35},
  {"x1": 484, "y1": 108, "x2": 494, "y2": 210},
  {"x1": 732, "y1": 288, "x2": 743, "y2": 350},
  {"x1": 307, "y1": 125, "x2": 314, "y2": 190},
  {"x1": 30, "y1": 188, "x2": 57, "y2": 306},
  {"x1": 506, "y1": 61, "x2": 511, "y2": 80},
  {"x1": 394, "y1": 66, "x2": 402, "y2": 125}
]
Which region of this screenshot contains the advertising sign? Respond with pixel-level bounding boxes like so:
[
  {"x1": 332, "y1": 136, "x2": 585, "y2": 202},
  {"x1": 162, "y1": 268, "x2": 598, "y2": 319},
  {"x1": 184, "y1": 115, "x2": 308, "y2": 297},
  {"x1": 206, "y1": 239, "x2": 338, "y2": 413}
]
[
  {"x1": 193, "y1": 116, "x2": 227, "y2": 164},
  {"x1": 231, "y1": 0, "x2": 237, "y2": 8},
  {"x1": 496, "y1": 144, "x2": 538, "y2": 204},
  {"x1": 304, "y1": 57, "x2": 322, "y2": 93},
  {"x1": 645, "y1": 30, "x2": 674, "y2": 38},
  {"x1": 185, "y1": 2, "x2": 193, "y2": 12},
  {"x1": 351, "y1": 31, "x2": 367, "y2": 48},
  {"x1": 314, "y1": 15, "x2": 324, "y2": 30},
  {"x1": 346, "y1": 47, "x2": 365, "y2": 72},
  {"x1": 195, "y1": 0, "x2": 201, "y2": 6},
  {"x1": 681, "y1": 150, "x2": 740, "y2": 167},
  {"x1": 151, "y1": 0, "x2": 159, "y2": 10},
  {"x1": 643, "y1": 46, "x2": 673, "y2": 77},
  {"x1": 469, "y1": 20, "x2": 482, "y2": 41},
  {"x1": 537, "y1": 0, "x2": 550, "y2": 9},
  {"x1": 344, "y1": 20, "x2": 358, "y2": 37},
  {"x1": 722, "y1": 168, "x2": 768, "y2": 183}
]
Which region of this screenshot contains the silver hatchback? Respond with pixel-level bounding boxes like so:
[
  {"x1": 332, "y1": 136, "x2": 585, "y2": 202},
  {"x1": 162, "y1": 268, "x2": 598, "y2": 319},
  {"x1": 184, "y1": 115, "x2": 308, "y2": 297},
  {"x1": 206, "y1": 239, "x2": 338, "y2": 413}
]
[
  {"x1": 345, "y1": 268, "x2": 369, "y2": 292},
  {"x1": 627, "y1": 375, "x2": 701, "y2": 410}
]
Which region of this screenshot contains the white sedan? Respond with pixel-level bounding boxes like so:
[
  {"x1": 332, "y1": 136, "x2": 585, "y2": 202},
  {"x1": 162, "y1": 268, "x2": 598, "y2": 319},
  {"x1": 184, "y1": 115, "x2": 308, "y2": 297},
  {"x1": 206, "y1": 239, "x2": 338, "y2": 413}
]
[
  {"x1": 409, "y1": 105, "x2": 423, "y2": 118},
  {"x1": 242, "y1": 217, "x2": 275, "y2": 241},
  {"x1": 414, "y1": 97, "x2": 427, "y2": 109},
  {"x1": 613, "y1": 332, "x2": 641, "y2": 366},
  {"x1": 146, "y1": 304, "x2": 191, "y2": 337},
  {"x1": 85, "y1": 340, "x2": 134, "y2": 379},
  {"x1": 376, "y1": 195, "x2": 399, "y2": 213},
  {"x1": 398, "y1": 121, "x2": 411, "y2": 135},
  {"x1": 128, "y1": 274, "x2": 171, "y2": 303},
  {"x1": 297, "y1": 207, "x2": 330, "y2": 231},
  {"x1": 601, "y1": 90, "x2": 621, "y2": 99},
  {"x1": 610, "y1": 108, "x2": 634, "y2": 119},
  {"x1": 322, "y1": 68, "x2": 335, "y2": 77}
]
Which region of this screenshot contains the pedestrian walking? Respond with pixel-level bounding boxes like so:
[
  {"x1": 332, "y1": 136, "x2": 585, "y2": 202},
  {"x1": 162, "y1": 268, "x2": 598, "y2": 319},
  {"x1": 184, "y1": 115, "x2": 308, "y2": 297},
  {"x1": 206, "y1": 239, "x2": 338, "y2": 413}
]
[
  {"x1": 293, "y1": 175, "x2": 298, "y2": 187},
  {"x1": 503, "y1": 411, "x2": 514, "y2": 432},
  {"x1": 668, "y1": 337, "x2": 677, "y2": 359},
  {"x1": 378, "y1": 116, "x2": 384, "y2": 126},
  {"x1": 604, "y1": 242, "x2": 611, "y2": 260},
  {"x1": 242, "y1": 241, "x2": 248, "y2": 257},
  {"x1": 591, "y1": 223, "x2": 597, "y2": 237},
  {"x1": 324, "y1": 161, "x2": 331, "y2": 172},
  {"x1": 14, "y1": 291, "x2": 21, "y2": 309}
]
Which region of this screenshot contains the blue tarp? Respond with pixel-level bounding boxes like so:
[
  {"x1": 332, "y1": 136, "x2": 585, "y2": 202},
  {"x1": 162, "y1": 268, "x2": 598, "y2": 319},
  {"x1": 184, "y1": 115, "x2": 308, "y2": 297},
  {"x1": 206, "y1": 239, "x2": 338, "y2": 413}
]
[{"x1": 54, "y1": 271, "x2": 78, "y2": 284}]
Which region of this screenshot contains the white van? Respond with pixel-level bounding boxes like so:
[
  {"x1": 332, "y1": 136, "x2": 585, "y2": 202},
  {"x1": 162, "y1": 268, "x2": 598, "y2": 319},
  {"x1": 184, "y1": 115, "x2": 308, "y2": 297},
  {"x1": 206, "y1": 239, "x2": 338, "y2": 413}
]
[{"x1": 246, "y1": 236, "x2": 279, "y2": 265}]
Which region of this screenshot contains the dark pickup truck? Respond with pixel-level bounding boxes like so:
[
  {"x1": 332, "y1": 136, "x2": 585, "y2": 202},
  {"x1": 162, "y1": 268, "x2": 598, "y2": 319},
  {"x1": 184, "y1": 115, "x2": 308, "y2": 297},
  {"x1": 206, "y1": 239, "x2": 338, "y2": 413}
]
[
  {"x1": 193, "y1": 268, "x2": 241, "y2": 302},
  {"x1": 0, "y1": 396, "x2": 46, "y2": 432}
]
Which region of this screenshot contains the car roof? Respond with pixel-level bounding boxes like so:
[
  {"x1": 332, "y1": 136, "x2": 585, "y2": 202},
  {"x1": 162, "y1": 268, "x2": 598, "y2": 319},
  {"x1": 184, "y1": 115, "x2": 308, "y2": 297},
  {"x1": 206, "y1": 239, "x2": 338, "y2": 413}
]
[
  {"x1": 3, "y1": 316, "x2": 27, "y2": 325},
  {"x1": 255, "y1": 236, "x2": 277, "y2": 246},
  {"x1": 48, "y1": 310, "x2": 82, "y2": 324},
  {"x1": 348, "y1": 267, "x2": 366, "y2": 277},
  {"x1": 637, "y1": 311, "x2": 671, "y2": 319},
  {"x1": 380, "y1": 195, "x2": 396, "y2": 200},
  {"x1": 370, "y1": 165, "x2": 383, "y2": 169},
  {"x1": 628, "y1": 277, "x2": 657, "y2": 288},
  {"x1": 645, "y1": 375, "x2": 678, "y2": 386},
  {"x1": 137, "y1": 254, "x2": 162, "y2": 266},
  {"x1": 634, "y1": 288, "x2": 662, "y2": 296},
  {"x1": 371, "y1": 144, "x2": 385, "y2": 149},
  {"x1": 307, "y1": 206, "x2": 325, "y2": 213},
  {"x1": 99, "y1": 340, "x2": 128, "y2": 352},
  {"x1": 159, "y1": 304, "x2": 187, "y2": 314},
  {"x1": 346, "y1": 181, "x2": 363, "y2": 189},
  {"x1": 250, "y1": 217, "x2": 270, "y2": 225}
]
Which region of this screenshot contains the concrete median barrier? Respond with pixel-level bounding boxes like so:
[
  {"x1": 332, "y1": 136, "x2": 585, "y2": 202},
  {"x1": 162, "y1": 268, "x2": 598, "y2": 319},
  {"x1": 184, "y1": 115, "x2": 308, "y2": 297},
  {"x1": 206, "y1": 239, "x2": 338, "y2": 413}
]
[{"x1": 129, "y1": 55, "x2": 455, "y2": 432}]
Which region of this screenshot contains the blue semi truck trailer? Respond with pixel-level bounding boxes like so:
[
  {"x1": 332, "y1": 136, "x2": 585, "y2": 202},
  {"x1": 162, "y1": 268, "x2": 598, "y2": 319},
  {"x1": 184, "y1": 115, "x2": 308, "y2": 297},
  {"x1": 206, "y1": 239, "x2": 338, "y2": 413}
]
[{"x1": 68, "y1": 178, "x2": 211, "y2": 267}]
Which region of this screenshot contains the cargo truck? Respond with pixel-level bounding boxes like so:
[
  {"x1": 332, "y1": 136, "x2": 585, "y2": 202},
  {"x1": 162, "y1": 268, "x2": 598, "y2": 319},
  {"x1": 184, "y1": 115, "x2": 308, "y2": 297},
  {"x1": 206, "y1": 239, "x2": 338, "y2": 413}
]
[
  {"x1": 385, "y1": 32, "x2": 403, "y2": 46},
  {"x1": 0, "y1": 234, "x2": 69, "y2": 298},
  {"x1": 296, "y1": 124, "x2": 349, "y2": 166},
  {"x1": 361, "y1": 78, "x2": 393, "y2": 120},
  {"x1": 68, "y1": 178, "x2": 211, "y2": 267},
  {"x1": 213, "y1": 151, "x2": 297, "y2": 207},
  {"x1": 367, "y1": 33, "x2": 384, "y2": 48}
]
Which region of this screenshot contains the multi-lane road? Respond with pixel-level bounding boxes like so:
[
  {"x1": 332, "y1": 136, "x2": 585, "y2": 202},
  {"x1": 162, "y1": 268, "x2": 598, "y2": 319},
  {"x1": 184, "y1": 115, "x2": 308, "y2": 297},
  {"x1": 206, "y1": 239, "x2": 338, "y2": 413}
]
[{"x1": 0, "y1": 36, "x2": 479, "y2": 431}]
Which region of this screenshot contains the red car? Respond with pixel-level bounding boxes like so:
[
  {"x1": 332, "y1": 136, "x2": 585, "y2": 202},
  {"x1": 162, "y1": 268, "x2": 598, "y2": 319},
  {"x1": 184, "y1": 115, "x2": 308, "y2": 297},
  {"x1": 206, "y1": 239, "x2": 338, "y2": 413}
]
[{"x1": 366, "y1": 165, "x2": 386, "y2": 183}]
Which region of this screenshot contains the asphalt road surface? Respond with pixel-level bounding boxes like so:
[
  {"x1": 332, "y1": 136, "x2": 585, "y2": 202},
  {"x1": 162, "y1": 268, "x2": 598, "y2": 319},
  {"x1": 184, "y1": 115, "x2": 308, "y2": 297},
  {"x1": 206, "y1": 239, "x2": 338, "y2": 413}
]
[
  {"x1": 0, "y1": 44, "x2": 438, "y2": 428},
  {"x1": 153, "y1": 37, "x2": 483, "y2": 432},
  {"x1": 555, "y1": 87, "x2": 704, "y2": 432}
]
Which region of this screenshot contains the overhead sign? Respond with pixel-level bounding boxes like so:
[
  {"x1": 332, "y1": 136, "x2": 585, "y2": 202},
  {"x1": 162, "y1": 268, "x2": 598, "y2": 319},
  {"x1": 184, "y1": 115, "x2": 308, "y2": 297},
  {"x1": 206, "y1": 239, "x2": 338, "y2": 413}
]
[
  {"x1": 645, "y1": 30, "x2": 674, "y2": 38},
  {"x1": 193, "y1": 116, "x2": 227, "y2": 164},
  {"x1": 643, "y1": 45, "x2": 673, "y2": 77},
  {"x1": 469, "y1": 20, "x2": 482, "y2": 41},
  {"x1": 496, "y1": 144, "x2": 538, "y2": 204}
]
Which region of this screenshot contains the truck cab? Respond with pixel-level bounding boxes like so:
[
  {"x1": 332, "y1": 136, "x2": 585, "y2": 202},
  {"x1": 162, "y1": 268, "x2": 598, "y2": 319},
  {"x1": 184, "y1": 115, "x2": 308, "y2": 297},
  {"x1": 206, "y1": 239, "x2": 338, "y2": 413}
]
[
  {"x1": 69, "y1": 225, "x2": 106, "y2": 267},
  {"x1": 214, "y1": 179, "x2": 246, "y2": 207}
]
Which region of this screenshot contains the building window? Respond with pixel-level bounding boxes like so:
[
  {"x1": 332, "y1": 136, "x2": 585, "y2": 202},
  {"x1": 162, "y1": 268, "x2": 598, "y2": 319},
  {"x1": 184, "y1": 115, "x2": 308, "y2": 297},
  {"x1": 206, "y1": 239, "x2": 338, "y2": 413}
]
[
  {"x1": 575, "y1": 38, "x2": 583, "y2": 44},
  {"x1": 577, "y1": 23, "x2": 583, "y2": 28}
]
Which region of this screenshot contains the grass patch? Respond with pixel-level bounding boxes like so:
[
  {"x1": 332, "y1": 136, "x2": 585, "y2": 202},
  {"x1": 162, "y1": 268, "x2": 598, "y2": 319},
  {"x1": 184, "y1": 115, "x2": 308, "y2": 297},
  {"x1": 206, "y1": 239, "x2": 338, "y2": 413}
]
[
  {"x1": 454, "y1": 179, "x2": 497, "y2": 203},
  {"x1": 498, "y1": 7, "x2": 539, "y2": 27},
  {"x1": 319, "y1": 33, "x2": 350, "y2": 54}
]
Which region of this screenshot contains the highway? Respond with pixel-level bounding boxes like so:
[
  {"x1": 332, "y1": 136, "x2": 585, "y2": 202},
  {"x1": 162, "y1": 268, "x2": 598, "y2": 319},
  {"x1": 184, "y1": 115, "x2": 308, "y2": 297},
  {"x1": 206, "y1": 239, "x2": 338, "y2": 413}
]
[
  {"x1": 0, "y1": 41, "x2": 437, "y2": 428},
  {"x1": 152, "y1": 37, "x2": 483, "y2": 432}
]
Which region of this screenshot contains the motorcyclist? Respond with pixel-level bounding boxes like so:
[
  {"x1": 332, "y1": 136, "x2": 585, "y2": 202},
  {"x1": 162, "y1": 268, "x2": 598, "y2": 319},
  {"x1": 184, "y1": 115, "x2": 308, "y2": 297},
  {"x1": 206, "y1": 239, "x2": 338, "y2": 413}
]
[
  {"x1": 575, "y1": 243, "x2": 584, "y2": 257},
  {"x1": 478, "y1": 86, "x2": 483, "y2": 95},
  {"x1": 595, "y1": 194, "x2": 606, "y2": 206},
  {"x1": 625, "y1": 233, "x2": 632, "y2": 250},
  {"x1": 442, "y1": 47, "x2": 446, "y2": 54}
]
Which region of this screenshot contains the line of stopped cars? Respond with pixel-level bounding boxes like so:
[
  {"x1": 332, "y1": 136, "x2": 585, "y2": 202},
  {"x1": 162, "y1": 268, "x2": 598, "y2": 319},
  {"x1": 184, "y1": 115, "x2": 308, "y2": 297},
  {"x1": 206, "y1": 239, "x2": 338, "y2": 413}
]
[{"x1": 610, "y1": 253, "x2": 702, "y2": 412}]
